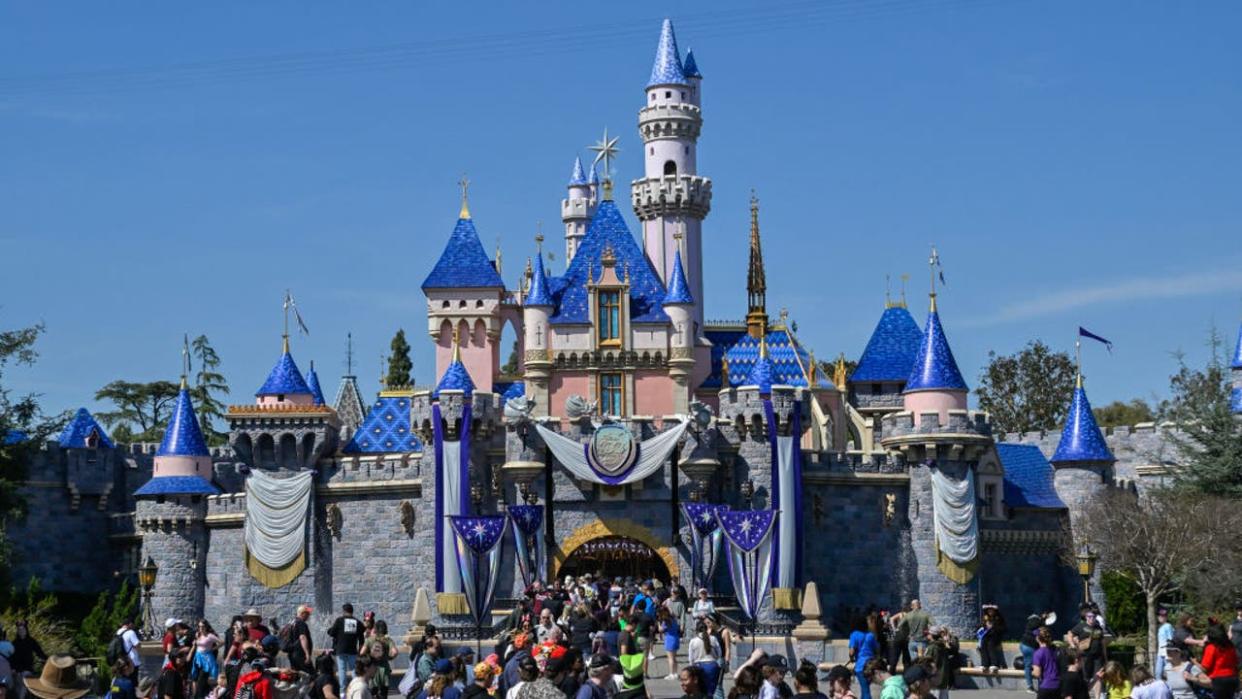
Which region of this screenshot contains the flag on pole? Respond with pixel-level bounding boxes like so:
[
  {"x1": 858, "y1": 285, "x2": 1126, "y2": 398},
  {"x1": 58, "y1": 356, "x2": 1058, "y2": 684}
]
[
  {"x1": 1078, "y1": 327, "x2": 1112, "y2": 353},
  {"x1": 284, "y1": 291, "x2": 310, "y2": 335},
  {"x1": 930, "y1": 246, "x2": 946, "y2": 285}
]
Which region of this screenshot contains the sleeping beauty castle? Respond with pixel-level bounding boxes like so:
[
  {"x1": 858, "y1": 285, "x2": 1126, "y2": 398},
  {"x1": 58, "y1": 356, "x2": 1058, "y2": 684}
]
[{"x1": 11, "y1": 19, "x2": 1242, "y2": 653}]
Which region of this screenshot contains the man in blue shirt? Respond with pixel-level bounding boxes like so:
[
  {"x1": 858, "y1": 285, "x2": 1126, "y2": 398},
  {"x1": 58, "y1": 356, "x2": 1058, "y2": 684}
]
[{"x1": 1156, "y1": 608, "x2": 1174, "y2": 680}]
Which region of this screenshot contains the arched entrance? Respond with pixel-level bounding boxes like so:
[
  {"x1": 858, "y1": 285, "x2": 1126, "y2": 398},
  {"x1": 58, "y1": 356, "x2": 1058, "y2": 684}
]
[{"x1": 559, "y1": 536, "x2": 671, "y2": 583}]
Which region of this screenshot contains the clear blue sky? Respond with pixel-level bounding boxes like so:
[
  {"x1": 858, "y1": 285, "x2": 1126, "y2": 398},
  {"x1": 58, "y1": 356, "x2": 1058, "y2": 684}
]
[{"x1": 3, "y1": 0, "x2": 1240, "y2": 424}]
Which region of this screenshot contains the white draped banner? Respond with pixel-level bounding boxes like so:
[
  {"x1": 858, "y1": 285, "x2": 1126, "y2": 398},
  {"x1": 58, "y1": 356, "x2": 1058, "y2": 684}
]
[
  {"x1": 929, "y1": 465, "x2": 979, "y2": 583},
  {"x1": 534, "y1": 419, "x2": 689, "y2": 486},
  {"x1": 244, "y1": 470, "x2": 314, "y2": 587}
]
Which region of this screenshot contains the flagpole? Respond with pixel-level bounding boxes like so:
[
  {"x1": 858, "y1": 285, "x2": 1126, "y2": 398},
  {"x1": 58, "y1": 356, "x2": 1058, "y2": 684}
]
[{"x1": 1075, "y1": 338, "x2": 1082, "y2": 389}]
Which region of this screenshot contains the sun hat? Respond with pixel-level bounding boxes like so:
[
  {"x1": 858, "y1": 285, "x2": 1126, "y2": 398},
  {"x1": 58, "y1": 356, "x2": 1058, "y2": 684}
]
[
  {"x1": 244, "y1": 608, "x2": 262, "y2": 619},
  {"x1": 22, "y1": 656, "x2": 92, "y2": 699}
]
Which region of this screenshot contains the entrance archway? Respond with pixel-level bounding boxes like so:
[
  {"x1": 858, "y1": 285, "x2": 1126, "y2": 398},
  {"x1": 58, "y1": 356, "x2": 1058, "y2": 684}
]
[{"x1": 559, "y1": 536, "x2": 671, "y2": 583}]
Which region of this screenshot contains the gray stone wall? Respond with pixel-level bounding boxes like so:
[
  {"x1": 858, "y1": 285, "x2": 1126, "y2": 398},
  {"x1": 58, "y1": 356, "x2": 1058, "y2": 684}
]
[
  {"x1": 138, "y1": 497, "x2": 207, "y2": 627},
  {"x1": 908, "y1": 459, "x2": 980, "y2": 638}
]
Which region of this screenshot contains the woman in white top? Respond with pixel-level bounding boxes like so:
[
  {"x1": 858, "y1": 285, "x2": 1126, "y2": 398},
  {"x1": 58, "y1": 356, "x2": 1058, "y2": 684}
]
[
  {"x1": 687, "y1": 624, "x2": 722, "y2": 666},
  {"x1": 347, "y1": 657, "x2": 377, "y2": 699},
  {"x1": 1162, "y1": 648, "x2": 1202, "y2": 699},
  {"x1": 692, "y1": 589, "x2": 716, "y2": 621}
]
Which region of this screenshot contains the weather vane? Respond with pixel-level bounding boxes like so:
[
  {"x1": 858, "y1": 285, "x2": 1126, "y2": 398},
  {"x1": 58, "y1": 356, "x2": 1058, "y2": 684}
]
[
  {"x1": 589, "y1": 128, "x2": 621, "y2": 180},
  {"x1": 458, "y1": 173, "x2": 471, "y2": 218}
]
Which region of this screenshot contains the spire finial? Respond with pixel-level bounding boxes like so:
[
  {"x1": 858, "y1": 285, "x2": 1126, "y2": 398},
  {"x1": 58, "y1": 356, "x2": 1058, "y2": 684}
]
[
  {"x1": 808, "y1": 350, "x2": 817, "y2": 383},
  {"x1": 746, "y1": 189, "x2": 768, "y2": 338},
  {"x1": 835, "y1": 352, "x2": 848, "y2": 388},
  {"x1": 181, "y1": 334, "x2": 190, "y2": 390},
  {"x1": 900, "y1": 274, "x2": 909, "y2": 308},
  {"x1": 885, "y1": 274, "x2": 892, "y2": 308},
  {"x1": 451, "y1": 325, "x2": 462, "y2": 364},
  {"x1": 759, "y1": 331, "x2": 769, "y2": 359},
  {"x1": 458, "y1": 173, "x2": 471, "y2": 219},
  {"x1": 928, "y1": 245, "x2": 941, "y2": 312},
  {"x1": 589, "y1": 128, "x2": 620, "y2": 189},
  {"x1": 721, "y1": 356, "x2": 731, "y2": 387},
  {"x1": 495, "y1": 236, "x2": 503, "y2": 278},
  {"x1": 346, "y1": 332, "x2": 354, "y2": 377},
  {"x1": 1075, "y1": 337, "x2": 1083, "y2": 389},
  {"x1": 379, "y1": 354, "x2": 386, "y2": 389}
]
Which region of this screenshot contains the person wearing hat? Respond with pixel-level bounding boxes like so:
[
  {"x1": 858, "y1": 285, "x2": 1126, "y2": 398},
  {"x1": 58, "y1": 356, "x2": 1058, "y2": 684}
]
[
  {"x1": 824, "y1": 665, "x2": 855, "y2": 699},
  {"x1": 924, "y1": 626, "x2": 959, "y2": 699},
  {"x1": 574, "y1": 654, "x2": 614, "y2": 699},
  {"x1": 758, "y1": 655, "x2": 790, "y2": 699},
  {"x1": 902, "y1": 664, "x2": 931, "y2": 699},
  {"x1": 503, "y1": 656, "x2": 538, "y2": 699},
  {"x1": 862, "y1": 658, "x2": 903, "y2": 699},
  {"x1": 243, "y1": 610, "x2": 270, "y2": 645},
  {"x1": 22, "y1": 656, "x2": 91, "y2": 699},
  {"x1": 415, "y1": 659, "x2": 462, "y2": 699}
]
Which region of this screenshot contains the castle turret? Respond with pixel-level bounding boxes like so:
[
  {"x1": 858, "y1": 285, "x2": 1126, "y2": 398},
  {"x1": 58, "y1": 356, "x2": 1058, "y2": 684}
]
[
  {"x1": 305, "y1": 361, "x2": 326, "y2": 406},
  {"x1": 633, "y1": 19, "x2": 711, "y2": 332},
  {"x1": 1231, "y1": 322, "x2": 1242, "y2": 414},
  {"x1": 902, "y1": 293, "x2": 968, "y2": 419},
  {"x1": 562, "y1": 157, "x2": 597, "y2": 263},
  {"x1": 521, "y1": 237, "x2": 554, "y2": 415},
  {"x1": 421, "y1": 183, "x2": 507, "y2": 394},
  {"x1": 849, "y1": 301, "x2": 924, "y2": 422},
  {"x1": 57, "y1": 408, "x2": 121, "y2": 511},
  {"x1": 663, "y1": 241, "x2": 696, "y2": 412},
  {"x1": 136, "y1": 374, "x2": 218, "y2": 629}
]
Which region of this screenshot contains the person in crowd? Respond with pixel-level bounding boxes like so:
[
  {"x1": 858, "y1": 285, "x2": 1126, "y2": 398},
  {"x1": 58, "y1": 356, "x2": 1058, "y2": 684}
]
[
  {"x1": 575, "y1": 654, "x2": 614, "y2": 699},
  {"x1": 159, "y1": 649, "x2": 191, "y2": 699},
  {"x1": 287, "y1": 606, "x2": 314, "y2": 675},
  {"x1": 223, "y1": 617, "x2": 246, "y2": 663},
  {"x1": 886, "y1": 606, "x2": 911, "y2": 674},
  {"x1": 499, "y1": 634, "x2": 531, "y2": 699},
  {"x1": 464, "y1": 663, "x2": 496, "y2": 699},
  {"x1": 1228, "y1": 603, "x2": 1242, "y2": 660},
  {"x1": 1155, "y1": 609, "x2": 1174, "y2": 682},
  {"x1": 506, "y1": 656, "x2": 539, "y2": 699},
  {"x1": 903, "y1": 601, "x2": 932, "y2": 660},
  {"x1": 1161, "y1": 648, "x2": 1200, "y2": 699},
  {"x1": 692, "y1": 590, "x2": 716, "y2": 623},
  {"x1": 666, "y1": 588, "x2": 689, "y2": 637},
  {"x1": 758, "y1": 655, "x2": 791, "y2": 699},
  {"x1": 1197, "y1": 623, "x2": 1239, "y2": 699},
  {"x1": 1171, "y1": 615, "x2": 1198, "y2": 656},
  {"x1": 309, "y1": 654, "x2": 340, "y2": 699},
  {"x1": 347, "y1": 657, "x2": 378, "y2": 699},
  {"x1": 659, "y1": 607, "x2": 682, "y2": 681},
  {"x1": 1129, "y1": 666, "x2": 1172, "y2": 699},
  {"x1": 328, "y1": 603, "x2": 364, "y2": 691},
  {"x1": 116, "y1": 618, "x2": 143, "y2": 671},
  {"x1": 902, "y1": 664, "x2": 931, "y2": 699},
  {"x1": 1020, "y1": 613, "x2": 1044, "y2": 694},
  {"x1": 517, "y1": 648, "x2": 567, "y2": 699},
  {"x1": 366, "y1": 620, "x2": 398, "y2": 699},
  {"x1": 707, "y1": 617, "x2": 734, "y2": 672},
  {"x1": 614, "y1": 653, "x2": 648, "y2": 699},
  {"x1": 568, "y1": 607, "x2": 597, "y2": 661},
  {"x1": 362, "y1": 612, "x2": 376, "y2": 640},
  {"x1": 191, "y1": 620, "x2": 222, "y2": 699},
  {"x1": 1058, "y1": 649, "x2": 1087, "y2": 699},
  {"x1": 862, "y1": 659, "x2": 903, "y2": 699},
  {"x1": 243, "y1": 611, "x2": 270, "y2": 645},
  {"x1": 9, "y1": 621, "x2": 45, "y2": 679},
  {"x1": 1097, "y1": 661, "x2": 1131, "y2": 699},
  {"x1": 849, "y1": 615, "x2": 880, "y2": 699},
  {"x1": 110, "y1": 657, "x2": 139, "y2": 699},
  {"x1": 1070, "y1": 608, "x2": 1106, "y2": 681},
  {"x1": 790, "y1": 660, "x2": 826, "y2": 699},
  {"x1": 535, "y1": 611, "x2": 557, "y2": 647},
  {"x1": 978, "y1": 607, "x2": 1007, "y2": 673},
  {"x1": 1031, "y1": 629, "x2": 1060, "y2": 699},
  {"x1": 555, "y1": 648, "x2": 582, "y2": 698},
  {"x1": 679, "y1": 665, "x2": 708, "y2": 699},
  {"x1": 925, "y1": 626, "x2": 958, "y2": 699},
  {"x1": 825, "y1": 666, "x2": 855, "y2": 699},
  {"x1": 687, "y1": 623, "x2": 721, "y2": 671},
  {"x1": 729, "y1": 665, "x2": 763, "y2": 699}
]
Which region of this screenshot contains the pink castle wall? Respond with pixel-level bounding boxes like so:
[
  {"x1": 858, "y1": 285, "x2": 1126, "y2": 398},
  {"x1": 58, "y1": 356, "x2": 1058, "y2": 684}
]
[
  {"x1": 153, "y1": 454, "x2": 212, "y2": 478},
  {"x1": 634, "y1": 371, "x2": 675, "y2": 416},
  {"x1": 549, "y1": 373, "x2": 591, "y2": 418},
  {"x1": 257, "y1": 394, "x2": 314, "y2": 407},
  {"x1": 435, "y1": 319, "x2": 496, "y2": 392},
  {"x1": 904, "y1": 390, "x2": 968, "y2": 421}
]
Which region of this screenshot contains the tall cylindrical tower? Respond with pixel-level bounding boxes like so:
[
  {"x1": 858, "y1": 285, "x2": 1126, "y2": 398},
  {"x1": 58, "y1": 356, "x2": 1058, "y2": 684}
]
[
  {"x1": 522, "y1": 238, "x2": 554, "y2": 415},
  {"x1": 632, "y1": 19, "x2": 712, "y2": 332},
  {"x1": 562, "y1": 157, "x2": 597, "y2": 264}
]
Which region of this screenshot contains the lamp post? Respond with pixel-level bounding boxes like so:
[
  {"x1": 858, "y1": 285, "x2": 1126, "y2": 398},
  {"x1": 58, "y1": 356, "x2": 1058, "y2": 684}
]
[
  {"x1": 138, "y1": 556, "x2": 158, "y2": 640},
  {"x1": 1076, "y1": 544, "x2": 1097, "y2": 604}
]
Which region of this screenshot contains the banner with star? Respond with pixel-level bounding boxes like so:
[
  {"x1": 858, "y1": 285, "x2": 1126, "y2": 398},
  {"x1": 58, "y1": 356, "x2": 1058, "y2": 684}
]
[
  {"x1": 717, "y1": 508, "x2": 778, "y2": 621},
  {"x1": 450, "y1": 515, "x2": 507, "y2": 630},
  {"x1": 434, "y1": 402, "x2": 472, "y2": 597},
  {"x1": 507, "y1": 504, "x2": 545, "y2": 588},
  {"x1": 681, "y1": 503, "x2": 727, "y2": 592}
]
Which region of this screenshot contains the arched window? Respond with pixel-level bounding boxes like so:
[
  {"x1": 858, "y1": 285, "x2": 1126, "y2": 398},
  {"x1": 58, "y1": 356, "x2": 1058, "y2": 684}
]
[{"x1": 663, "y1": 160, "x2": 677, "y2": 176}]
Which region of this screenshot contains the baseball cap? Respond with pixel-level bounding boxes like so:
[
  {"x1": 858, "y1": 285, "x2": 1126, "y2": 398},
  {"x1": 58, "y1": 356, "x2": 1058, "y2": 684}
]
[
  {"x1": 903, "y1": 665, "x2": 929, "y2": 684},
  {"x1": 764, "y1": 655, "x2": 789, "y2": 671},
  {"x1": 455, "y1": 647, "x2": 475, "y2": 658},
  {"x1": 589, "y1": 654, "x2": 613, "y2": 670},
  {"x1": 434, "y1": 659, "x2": 455, "y2": 675}
]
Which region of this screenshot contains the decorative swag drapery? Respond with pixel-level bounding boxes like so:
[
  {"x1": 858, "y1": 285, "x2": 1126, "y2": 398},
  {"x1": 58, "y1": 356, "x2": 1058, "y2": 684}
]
[{"x1": 244, "y1": 469, "x2": 314, "y2": 588}]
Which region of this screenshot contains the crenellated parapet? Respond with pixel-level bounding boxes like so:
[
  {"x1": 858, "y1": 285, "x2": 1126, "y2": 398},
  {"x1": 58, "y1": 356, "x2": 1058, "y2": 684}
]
[
  {"x1": 630, "y1": 175, "x2": 712, "y2": 220},
  {"x1": 879, "y1": 409, "x2": 992, "y2": 463},
  {"x1": 226, "y1": 403, "x2": 340, "y2": 471},
  {"x1": 637, "y1": 102, "x2": 703, "y2": 141}
]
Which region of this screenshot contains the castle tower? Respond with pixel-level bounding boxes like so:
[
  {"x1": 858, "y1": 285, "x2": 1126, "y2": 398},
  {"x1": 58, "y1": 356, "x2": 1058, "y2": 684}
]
[
  {"x1": 135, "y1": 374, "x2": 219, "y2": 627},
  {"x1": 745, "y1": 194, "x2": 768, "y2": 339},
  {"x1": 1231, "y1": 322, "x2": 1242, "y2": 414},
  {"x1": 881, "y1": 290, "x2": 988, "y2": 638},
  {"x1": 849, "y1": 299, "x2": 924, "y2": 426},
  {"x1": 632, "y1": 19, "x2": 712, "y2": 332},
  {"x1": 422, "y1": 183, "x2": 507, "y2": 393},
  {"x1": 562, "y1": 157, "x2": 598, "y2": 264},
  {"x1": 305, "y1": 361, "x2": 326, "y2": 406},
  {"x1": 522, "y1": 237, "x2": 554, "y2": 416},
  {"x1": 663, "y1": 239, "x2": 696, "y2": 413},
  {"x1": 56, "y1": 407, "x2": 121, "y2": 513}
]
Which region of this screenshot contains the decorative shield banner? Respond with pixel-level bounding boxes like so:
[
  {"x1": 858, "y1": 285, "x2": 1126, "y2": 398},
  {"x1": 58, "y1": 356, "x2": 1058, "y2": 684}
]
[
  {"x1": 765, "y1": 399, "x2": 804, "y2": 589},
  {"x1": 681, "y1": 503, "x2": 726, "y2": 592},
  {"x1": 450, "y1": 515, "x2": 507, "y2": 628},
  {"x1": 507, "y1": 504, "x2": 544, "y2": 588},
  {"x1": 534, "y1": 419, "x2": 689, "y2": 485},
  {"x1": 717, "y1": 509, "x2": 778, "y2": 621}
]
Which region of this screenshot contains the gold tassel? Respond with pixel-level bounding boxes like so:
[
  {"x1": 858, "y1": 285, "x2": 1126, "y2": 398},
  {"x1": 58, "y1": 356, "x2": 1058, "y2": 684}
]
[
  {"x1": 245, "y1": 549, "x2": 306, "y2": 589},
  {"x1": 436, "y1": 592, "x2": 469, "y2": 616},
  {"x1": 772, "y1": 588, "x2": 803, "y2": 610}
]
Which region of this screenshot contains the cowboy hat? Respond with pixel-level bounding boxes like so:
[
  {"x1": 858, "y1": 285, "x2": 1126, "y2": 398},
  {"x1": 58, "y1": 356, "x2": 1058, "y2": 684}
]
[
  {"x1": 243, "y1": 608, "x2": 262, "y2": 619},
  {"x1": 135, "y1": 678, "x2": 157, "y2": 699},
  {"x1": 23, "y1": 655, "x2": 91, "y2": 699}
]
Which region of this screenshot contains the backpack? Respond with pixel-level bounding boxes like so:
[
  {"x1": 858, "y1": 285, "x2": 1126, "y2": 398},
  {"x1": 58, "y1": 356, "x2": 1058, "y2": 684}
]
[
  {"x1": 106, "y1": 634, "x2": 128, "y2": 666},
  {"x1": 398, "y1": 655, "x2": 424, "y2": 699},
  {"x1": 235, "y1": 675, "x2": 263, "y2": 699},
  {"x1": 279, "y1": 622, "x2": 300, "y2": 654},
  {"x1": 368, "y1": 638, "x2": 388, "y2": 660}
]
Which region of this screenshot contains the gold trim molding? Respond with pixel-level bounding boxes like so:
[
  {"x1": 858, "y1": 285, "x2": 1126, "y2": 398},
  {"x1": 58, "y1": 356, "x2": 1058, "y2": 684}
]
[{"x1": 553, "y1": 518, "x2": 678, "y2": 579}]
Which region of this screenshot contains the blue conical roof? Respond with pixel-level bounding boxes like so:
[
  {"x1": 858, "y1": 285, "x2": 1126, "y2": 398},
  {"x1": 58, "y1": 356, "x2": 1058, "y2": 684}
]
[
  {"x1": 663, "y1": 249, "x2": 694, "y2": 306},
  {"x1": 156, "y1": 387, "x2": 210, "y2": 457},
  {"x1": 683, "y1": 49, "x2": 701, "y2": 78},
  {"x1": 1232, "y1": 323, "x2": 1242, "y2": 369},
  {"x1": 306, "y1": 363, "x2": 326, "y2": 405},
  {"x1": 421, "y1": 217, "x2": 506, "y2": 290},
  {"x1": 745, "y1": 353, "x2": 776, "y2": 394},
  {"x1": 434, "y1": 360, "x2": 476, "y2": 397},
  {"x1": 525, "y1": 251, "x2": 554, "y2": 307},
  {"x1": 904, "y1": 304, "x2": 968, "y2": 393},
  {"x1": 851, "y1": 306, "x2": 924, "y2": 383},
  {"x1": 647, "y1": 19, "x2": 687, "y2": 87},
  {"x1": 256, "y1": 349, "x2": 313, "y2": 397},
  {"x1": 58, "y1": 408, "x2": 113, "y2": 449},
  {"x1": 1052, "y1": 386, "x2": 1113, "y2": 463},
  {"x1": 569, "y1": 156, "x2": 588, "y2": 186},
  {"x1": 589, "y1": 166, "x2": 599, "y2": 185}
]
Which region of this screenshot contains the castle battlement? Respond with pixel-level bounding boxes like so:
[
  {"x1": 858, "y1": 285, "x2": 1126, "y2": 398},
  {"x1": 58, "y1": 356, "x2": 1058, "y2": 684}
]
[
  {"x1": 638, "y1": 103, "x2": 703, "y2": 141},
  {"x1": 630, "y1": 175, "x2": 712, "y2": 219},
  {"x1": 880, "y1": 408, "x2": 992, "y2": 438}
]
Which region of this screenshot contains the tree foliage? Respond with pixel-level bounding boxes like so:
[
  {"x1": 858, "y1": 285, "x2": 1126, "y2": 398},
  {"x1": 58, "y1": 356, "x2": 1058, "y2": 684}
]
[
  {"x1": 190, "y1": 334, "x2": 230, "y2": 446},
  {"x1": 976, "y1": 340, "x2": 1077, "y2": 434},
  {"x1": 1100, "y1": 569, "x2": 1145, "y2": 637},
  {"x1": 94, "y1": 380, "x2": 180, "y2": 442},
  {"x1": 387, "y1": 329, "x2": 413, "y2": 388},
  {"x1": 76, "y1": 580, "x2": 139, "y2": 678},
  {"x1": 1158, "y1": 329, "x2": 1242, "y2": 497},
  {"x1": 1075, "y1": 489, "x2": 1242, "y2": 665},
  {"x1": 500, "y1": 339, "x2": 520, "y2": 377},
  {"x1": 1, "y1": 578, "x2": 74, "y2": 665},
  {"x1": 1094, "y1": 399, "x2": 1155, "y2": 428}
]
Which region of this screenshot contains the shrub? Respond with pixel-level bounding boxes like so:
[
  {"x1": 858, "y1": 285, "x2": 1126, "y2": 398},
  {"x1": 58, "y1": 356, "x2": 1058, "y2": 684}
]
[{"x1": 1101, "y1": 570, "x2": 1145, "y2": 637}]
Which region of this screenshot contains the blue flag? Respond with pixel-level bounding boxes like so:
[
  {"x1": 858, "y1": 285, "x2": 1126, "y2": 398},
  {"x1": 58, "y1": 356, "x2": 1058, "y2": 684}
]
[{"x1": 1078, "y1": 327, "x2": 1113, "y2": 353}]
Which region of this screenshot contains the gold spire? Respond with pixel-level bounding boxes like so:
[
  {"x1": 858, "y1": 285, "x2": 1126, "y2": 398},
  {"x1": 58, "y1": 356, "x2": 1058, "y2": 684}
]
[
  {"x1": 379, "y1": 354, "x2": 387, "y2": 389},
  {"x1": 834, "y1": 352, "x2": 847, "y2": 388},
  {"x1": 602, "y1": 178, "x2": 614, "y2": 201},
  {"x1": 451, "y1": 325, "x2": 462, "y2": 363},
  {"x1": 759, "y1": 330, "x2": 769, "y2": 359},
  {"x1": 282, "y1": 334, "x2": 290, "y2": 353},
  {"x1": 746, "y1": 189, "x2": 769, "y2": 339},
  {"x1": 928, "y1": 245, "x2": 939, "y2": 312},
  {"x1": 458, "y1": 174, "x2": 471, "y2": 219},
  {"x1": 899, "y1": 274, "x2": 909, "y2": 309},
  {"x1": 885, "y1": 274, "x2": 893, "y2": 309},
  {"x1": 1075, "y1": 338, "x2": 1083, "y2": 389},
  {"x1": 721, "y1": 357, "x2": 731, "y2": 387},
  {"x1": 808, "y1": 350, "x2": 817, "y2": 383}
]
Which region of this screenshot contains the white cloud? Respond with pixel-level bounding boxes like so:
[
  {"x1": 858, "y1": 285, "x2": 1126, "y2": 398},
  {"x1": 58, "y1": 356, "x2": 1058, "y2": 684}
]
[{"x1": 963, "y1": 267, "x2": 1242, "y2": 327}]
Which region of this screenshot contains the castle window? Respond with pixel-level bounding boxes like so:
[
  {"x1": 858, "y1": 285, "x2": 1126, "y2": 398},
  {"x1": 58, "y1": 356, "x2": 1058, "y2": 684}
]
[
  {"x1": 684, "y1": 146, "x2": 689, "y2": 154},
  {"x1": 665, "y1": 91, "x2": 671, "y2": 98},
  {"x1": 442, "y1": 300, "x2": 450, "y2": 308},
  {"x1": 600, "y1": 373, "x2": 623, "y2": 416},
  {"x1": 663, "y1": 160, "x2": 677, "y2": 176},
  {"x1": 982, "y1": 481, "x2": 999, "y2": 518},
  {"x1": 871, "y1": 383, "x2": 882, "y2": 395},
  {"x1": 681, "y1": 91, "x2": 686, "y2": 99},
  {"x1": 598, "y1": 290, "x2": 622, "y2": 346}
]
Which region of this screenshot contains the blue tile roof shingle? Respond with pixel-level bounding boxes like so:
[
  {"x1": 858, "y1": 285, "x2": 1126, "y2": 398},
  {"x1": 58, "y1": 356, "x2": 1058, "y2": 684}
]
[
  {"x1": 525, "y1": 250, "x2": 554, "y2": 307},
  {"x1": 156, "y1": 388, "x2": 210, "y2": 457},
  {"x1": 306, "y1": 364, "x2": 326, "y2": 405},
  {"x1": 569, "y1": 156, "x2": 589, "y2": 186},
  {"x1": 549, "y1": 200, "x2": 669, "y2": 325},
  {"x1": 663, "y1": 249, "x2": 694, "y2": 306},
  {"x1": 256, "y1": 350, "x2": 313, "y2": 397},
  {"x1": 905, "y1": 308, "x2": 968, "y2": 393},
  {"x1": 851, "y1": 306, "x2": 924, "y2": 383},
  {"x1": 682, "y1": 49, "x2": 701, "y2": 78},
  {"x1": 702, "y1": 327, "x2": 835, "y2": 390},
  {"x1": 435, "y1": 360, "x2": 476, "y2": 396},
  {"x1": 134, "y1": 475, "x2": 220, "y2": 497},
  {"x1": 996, "y1": 443, "x2": 1066, "y2": 509},
  {"x1": 342, "y1": 395, "x2": 423, "y2": 454},
  {"x1": 647, "y1": 19, "x2": 688, "y2": 88},
  {"x1": 421, "y1": 217, "x2": 506, "y2": 290},
  {"x1": 58, "y1": 408, "x2": 113, "y2": 449},
  {"x1": 1052, "y1": 386, "x2": 1114, "y2": 463}
]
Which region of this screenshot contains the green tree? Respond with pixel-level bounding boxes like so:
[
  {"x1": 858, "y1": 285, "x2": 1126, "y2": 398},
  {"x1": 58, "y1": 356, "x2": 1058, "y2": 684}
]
[
  {"x1": 387, "y1": 329, "x2": 413, "y2": 388},
  {"x1": 1094, "y1": 398, "x2": 1155, "y2": 428},
  {"x1": 500, "y1": 339, "x2": 520, "y2": 377},
  {"x1": 76, "y1": 580, "x2": 139, "y2": 678},
  {"x1": 1, "y1": 578, "x2": 74, "y2": 664},
  {"x1": 191, "y1": 334, "x2": 230, "y2": 445},
  {"x1": 975, "y1": 340, "x2": 1076, "y2": 434},
  {"x1": 94, "y1": 380, "x2": 180, "y2": 442},
  {"x1": 0, "y1": 323, "x2": 65, "y2": 582},
  {"x1": 1159, "y1": 328, "x2": 1242, "y2": 496}
]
